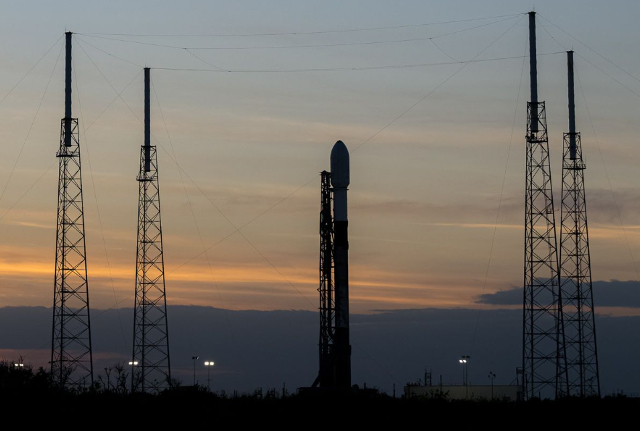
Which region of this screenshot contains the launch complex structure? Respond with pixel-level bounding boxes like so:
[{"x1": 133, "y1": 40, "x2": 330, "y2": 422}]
[
  {"x1": 42, "y1": 14, "x2": 601, "y2": 398},
  {"x1": 308, "y1": 12, "x2": 600, "y2": 397},
  {"x1": 312, "y1": 141, "x2": 352, "y2": 390},
  {"x1": 522, "y1": 12, "x2": 599, "y2": 399},
  {"x1": 50, "y1": 34, "x2": 171, "y2": 392}
]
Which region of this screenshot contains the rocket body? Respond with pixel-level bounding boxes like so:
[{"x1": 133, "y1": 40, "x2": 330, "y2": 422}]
[{"x1": 331, "y1": 140, "x2": 351, "y2": 388}]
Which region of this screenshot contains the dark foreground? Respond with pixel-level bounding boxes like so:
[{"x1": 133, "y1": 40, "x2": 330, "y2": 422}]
[{"x1": 1, "y1": 363, "x2": 636, "y2": 426}]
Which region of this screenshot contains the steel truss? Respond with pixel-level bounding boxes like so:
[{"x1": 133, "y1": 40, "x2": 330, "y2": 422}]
[
  {"x1": 52, "y1": 117, "x2": 94, "y2": 388},
  {"x1": 132, "y1": 145, "x2": 171, "y2": 393},
  {"x1": 559, "y1": 131, "x2": 600, "y2": 397},
  {"x1": 313, "y1": 171, "x2": 336, "y2": 387},
  {"x1": 523, "y1": 101, "x2": 567, "y2": 399}
]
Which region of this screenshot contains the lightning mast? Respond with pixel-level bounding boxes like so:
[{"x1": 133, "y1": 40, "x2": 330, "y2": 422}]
[
  {"x1": 131, "y1": 68, "x2": 172, "y2": 392},
  {"x1": 559, "y1": 51, "x2": 600, "y2": 397},
  {"x1": 522, "y1": 12, "x2": 567, "y2": 399},
  {"x1": 51, "y1": 31, "x2": 94, "y2": 388}
]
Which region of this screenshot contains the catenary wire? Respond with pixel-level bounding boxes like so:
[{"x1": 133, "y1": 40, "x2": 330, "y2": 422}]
[
  {"x1": 75, "y1": 36, "x2": 144, "y2": 68},
  {"x1": 165, "y1": 16, "x2": 530, "y2": 279},
  {"x1": 0, "y1": 35, "x2": 63, "y2": 106},
  {"x1": 77, "y1": 39, "x2": 318, "y2": 308},
  {"x1": 0, "y1": 69, "x2": 142, "y2": 226},
  {"x1": 78, "y1": 13, "x2": 525, "y2": 38},
  {"x1": 76, "y1": 30, "x2": 563, "y2": 74},
  {"x1": 538, "y1": 13, "x2": 640, "y2": 86},
  {"x1": 151, "y1": 79, "x2": 251, "y2": 382},
  {"x1": 73, "y1": 55, "x2": 128, "y2": 351},
  {"x1": 152, "y1": 52, "x2": 563, "y2": 73},
  {"x1": 575, "y1": 68, "x2": 640, "y2": 280},
  {"x1": 352, "y1": 15, "x2": 526, "y2": 152},
  {"x1": 76, "y1": 15, "x2": 520, "y2": 51},
  {"x1": 470, "y1": 41, "x2": 527, "y2": 358},
  {"x1": 0, "y1": 43, "x2": 63, "y2": 206},
  {"x1": 75, "y1": 34, "x2": 422, "y2": 381}
]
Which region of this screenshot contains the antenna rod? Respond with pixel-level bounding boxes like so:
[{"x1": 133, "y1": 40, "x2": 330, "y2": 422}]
[
  {"x1": 567, "y1": 51, "x2": 576, "y2": 160},
  {"x1": 144, "y1": 67, "x2": 151, "y2": 172},
  {"x1": 528, "y1": 12, "x2": 538, "y2": 133},
  {"x1": 64, "y1": 32, "x2": 72, "y2": 146}
]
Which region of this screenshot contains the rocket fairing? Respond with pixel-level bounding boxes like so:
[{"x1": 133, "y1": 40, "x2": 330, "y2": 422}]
[{"x1": 330, "y1": 140, "x2": 351, "y2": 388}]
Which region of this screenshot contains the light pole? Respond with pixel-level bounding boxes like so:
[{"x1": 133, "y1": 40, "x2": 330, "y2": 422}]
[
  {"x1": 204, "y1": 361, "x2": 215, "y2": 391},
  {"x1": 192, "y1": 356, "x2": 199, "y2": 386},
  {"x1": 128, "y1": 361, "x2": 138, "y2": 393},
  {"x1": 488, "y1": 371, "x2": 496, "y2": 400},
  {"x1": 459, "y1": 356, "x2": 470, "y2": 386},
  {"x1": 459, "y1": 355, "x2": 470, "y2": 399}
]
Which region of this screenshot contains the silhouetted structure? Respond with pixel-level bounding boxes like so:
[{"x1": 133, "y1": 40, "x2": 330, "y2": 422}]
[
  {"x1": 313, "y1": 141, "x2": 351, "y2": 389},
  {"x1": 559, "y1": 51, "x2": 600, "y2": 397},
  {"x1": 522, "y1": 12, "x2": 567, "y2": 399},
  {"x1": 315, "y1": 170, "x2": 335, "y2": 387},
  {"x1": 51, "y1": 31, "x2": 94, "y2": 388},
  {"x1": 131, "y1": 68, "x2": 171, "y2": 392}
]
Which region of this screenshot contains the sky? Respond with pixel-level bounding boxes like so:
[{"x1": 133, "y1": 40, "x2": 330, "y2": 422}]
[{"x1": 1, "y1": 0, "x2": 640, "y2": 388}]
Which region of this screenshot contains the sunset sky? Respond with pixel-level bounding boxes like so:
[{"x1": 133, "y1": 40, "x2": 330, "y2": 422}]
[{"x1": 0, "y1": 0, "x2": 640, "y2": 320}]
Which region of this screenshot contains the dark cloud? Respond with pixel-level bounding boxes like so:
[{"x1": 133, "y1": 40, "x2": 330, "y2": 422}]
[
  {"x1": 475, "y1": 287, "x2": 521, "y2": 306},
  {"x1": 476, "y1": 279, "x2": 640, "y2": 308}
]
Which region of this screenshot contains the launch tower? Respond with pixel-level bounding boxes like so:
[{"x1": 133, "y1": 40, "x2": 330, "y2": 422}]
[{"x1": 313, "y1": 141, "x2": 351, "y2": 389}]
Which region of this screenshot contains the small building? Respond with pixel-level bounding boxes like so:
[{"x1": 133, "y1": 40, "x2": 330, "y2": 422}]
[{"x1": 404, "y1": 384, "x2": 521, "y2": 401}]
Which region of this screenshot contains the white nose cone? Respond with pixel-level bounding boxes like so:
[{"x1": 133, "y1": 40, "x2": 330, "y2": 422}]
[{"x1": 330, "y1": 140, "x2": 350, "y2": 188}]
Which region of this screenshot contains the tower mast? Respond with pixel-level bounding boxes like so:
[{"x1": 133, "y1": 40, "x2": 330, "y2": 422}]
[
  {"x1": 51, "y1": 31, "x2": 94, "y2": 388},
  {"x1": 131, "y1": 68, "x2": 172, "y2": 393},
  {"x1": 559, "y1": 51, "x2": 600, "y2": 397},
  {"x1": 522, "y1": 12, "x2": 567, "y2": 399}
]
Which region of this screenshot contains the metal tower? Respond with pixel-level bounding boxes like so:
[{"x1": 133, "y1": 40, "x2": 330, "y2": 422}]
[
  {"x1": 522, "y1": 12, "x2": 567, "y2": 399},
  {"x1": 51, "y1": 32, "x2": 94, "y2": 388},
  {"x1": 559, "y1": 51, "x2": 600, "y2": 397},
  {"x1": 131, "y1": 67, "x2": 171, "y2": 393},
  {"x1": 313, "y1": 170, "x2": 336, "y2": 387}
]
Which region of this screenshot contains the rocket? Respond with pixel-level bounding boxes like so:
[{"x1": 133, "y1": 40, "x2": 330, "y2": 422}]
[{"x1": 331, "y1": 140, "x2": 351, "y2": 388}]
